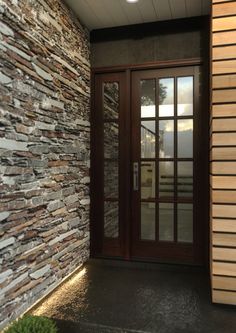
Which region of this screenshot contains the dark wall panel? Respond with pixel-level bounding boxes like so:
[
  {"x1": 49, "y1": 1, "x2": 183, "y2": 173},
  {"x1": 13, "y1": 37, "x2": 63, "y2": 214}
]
[{"x1": 91, "y1": 17, "x2": 209, "y2": 68}]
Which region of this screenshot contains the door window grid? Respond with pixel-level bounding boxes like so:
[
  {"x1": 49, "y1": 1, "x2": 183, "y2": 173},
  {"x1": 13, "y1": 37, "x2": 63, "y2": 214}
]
[{"x1": 140, "y1": 77, "x2": 194, "y2": 243}]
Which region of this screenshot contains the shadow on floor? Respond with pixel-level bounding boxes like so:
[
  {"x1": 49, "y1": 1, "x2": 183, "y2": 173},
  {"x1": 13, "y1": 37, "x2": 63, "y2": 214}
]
[{"x1": 32, "y1": 259, "x2": 236, "y2": 333}]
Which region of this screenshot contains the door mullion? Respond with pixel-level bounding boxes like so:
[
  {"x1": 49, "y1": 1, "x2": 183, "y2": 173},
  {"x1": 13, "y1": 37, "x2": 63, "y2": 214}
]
[
  {"x1": 174, "y1": 76, "x2": 178, "y2": 243},
  {"x1": 156, "y1": 78, "x2": 159, "y2": 243}
]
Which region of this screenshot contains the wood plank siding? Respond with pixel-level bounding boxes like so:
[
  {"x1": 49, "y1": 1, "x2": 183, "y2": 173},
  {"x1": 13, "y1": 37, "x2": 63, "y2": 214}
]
[{"x1": 211, "y1": 0, "x2": 236, "y2": 305}]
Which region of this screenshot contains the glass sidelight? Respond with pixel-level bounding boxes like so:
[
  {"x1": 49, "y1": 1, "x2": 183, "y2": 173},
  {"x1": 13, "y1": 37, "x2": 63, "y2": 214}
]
[
  {"x1": 103, "y1": 82, "x2": 119, "y2": 239},
  {"x1": 139, "y1": 76, "x2": 194, "y2": 243},
  {"x1": 92, "y1": 71, "x2": 128, "y2": 258}
]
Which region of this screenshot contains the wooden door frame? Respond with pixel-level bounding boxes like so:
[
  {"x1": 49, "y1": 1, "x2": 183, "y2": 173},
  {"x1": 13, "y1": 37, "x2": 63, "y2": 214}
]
[{"x1": 91, "y1": 57, "x2": 209, "y2": 266}]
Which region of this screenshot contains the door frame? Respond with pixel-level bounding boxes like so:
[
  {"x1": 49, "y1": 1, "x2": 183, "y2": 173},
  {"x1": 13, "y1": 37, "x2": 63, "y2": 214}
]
[{"x1": 91, "y1": 58, "x2": 209, "y2": 266}]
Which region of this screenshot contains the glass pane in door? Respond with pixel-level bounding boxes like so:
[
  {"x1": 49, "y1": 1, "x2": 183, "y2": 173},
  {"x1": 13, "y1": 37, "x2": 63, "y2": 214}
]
[
  {"x1": 141, "y1": 121, "x2": 156, "y2": 158},
  {"x1": 104, "y1": 122, "x2": 119, "y2": 159},
  {"x1": 159, "y1": 78, "x2": 174, "y2": 117},
  {"x1": 178, "y1": 162, "x2": 193, "y2": 199},
  {"x1": 103, "y1": 82, "x2": 120, "y2": 239},
  {"x1": 159, "y1": 161, "x2": 174, "y2": 200},
  {"x1": 159, "y1": 120, "x2": 174, "y2": 158},
  {"x1": 177, "y1": 204, "x2": 193, "y2": 243},
  {"x1": 141, "y1": 79, "x2": 156, "y2": 118},
  {"x1": 178, "y1": 119, "x2": 193, "y2": 158},
  {"x1": 141, "y1": 162, "x2": 156, "y2": 200},
  {"x1": 177, "y1": 77, "x2": 193, "y2": 116},
  {"x1": 159, "y1": 203, "x2": 174, "y2": 241},
  {"x1": 103, "y1": 82, "x2": 119, "y2": 119},
  {"x1": 141, "y1": 202, "x2": 155, "y2": 240},
  {"x1": 104, "y1": 201, "x2": 119, "y2": 238},
  {"x1": 104, "y1": 161, "x2": 118, "y2": 198}
]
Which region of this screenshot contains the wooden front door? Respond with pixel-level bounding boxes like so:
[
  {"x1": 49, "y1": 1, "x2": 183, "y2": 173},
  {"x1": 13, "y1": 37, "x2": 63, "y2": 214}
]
[{"x1": 91, "y1": 64, "x2": 208, "y2": 265}]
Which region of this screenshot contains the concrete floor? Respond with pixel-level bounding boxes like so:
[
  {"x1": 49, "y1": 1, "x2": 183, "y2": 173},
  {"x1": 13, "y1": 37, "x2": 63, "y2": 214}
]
[{"x1": 32, "y1": 260, "x2": 236, "y2": 333}]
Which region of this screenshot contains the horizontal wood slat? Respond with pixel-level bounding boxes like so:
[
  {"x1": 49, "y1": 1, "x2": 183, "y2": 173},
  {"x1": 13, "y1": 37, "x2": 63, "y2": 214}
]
[
  {"x1": 213, "y1": 30, "x2": 236, "y2": 46},
  {"x1": 212, "y1": 60, "x2": 236, "y2": 74},
  {"x1": 212, "y1": 161, "x2": 236, "y2": 174},
  {"x1": 212, "y1": 74, "x2": 236, "y2": 89},
  {"x1": 213, "y1": 45, "x2": 236, "y2": 60},
  {"x1": 212, "y1": 104, "x2": 236, "y2": 117},
  {"x1": 213, "y1": 290, "x2": 236, "y2": 305},
  {"x1": 212, "y1": 190, "x2": 236, "y2": 203},
  {"x1": 213, "y1": 233, "x2": 236, "y2": 247},
  {"x1": 213, "y1": 203, "x2": 236, "y2": 217},
  {"x1": 213, "y1": 16, "x2": 236, "y2": 32},
  {"x1": 213, "y1": 247, "x2": 236, "y2": 261},
  {"x1": 213, "y1": 2, "x2": 236, "y2": 17},
  {"x1": 211, "y1": 176, "x2": 236, "y2": 189},
  {"x1": 213, "y1": 89, "x2": 236, "y2": 103},
  {"x1": 212, "y1": 276, "x2": 236, "y2": 291},
  {"x1": 212, "y1": 118, "x2": 236, "y2": 132},
  {"x1": 213, "y1": 218, "x2": 236, "y2": 232},
  {"x1": 211, "y1": 147, "x2": 236, "y2": 160},
  {"x1": 213, "y1": 262, "x2": 236, "y2": 276},
  {"x1": 212, "y1": 133, "x2": 236, "y2": 146}
]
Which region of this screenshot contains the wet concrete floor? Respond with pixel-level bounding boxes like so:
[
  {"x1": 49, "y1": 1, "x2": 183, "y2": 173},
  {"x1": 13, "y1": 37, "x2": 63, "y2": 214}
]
[{"x1": 32, "y1": 259, "x2": 236, "y2": 333}]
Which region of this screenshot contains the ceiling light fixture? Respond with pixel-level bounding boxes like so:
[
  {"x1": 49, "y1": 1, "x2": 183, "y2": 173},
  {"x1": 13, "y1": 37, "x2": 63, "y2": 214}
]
[{"x1": 126, "y1": 0, "x2": 139, "y2": 3}]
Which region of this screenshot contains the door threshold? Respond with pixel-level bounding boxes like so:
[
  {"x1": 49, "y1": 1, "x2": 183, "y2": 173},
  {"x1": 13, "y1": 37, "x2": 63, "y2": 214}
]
[{"x1": 89, "y1": 257, "x2": 207, "y2": 273}]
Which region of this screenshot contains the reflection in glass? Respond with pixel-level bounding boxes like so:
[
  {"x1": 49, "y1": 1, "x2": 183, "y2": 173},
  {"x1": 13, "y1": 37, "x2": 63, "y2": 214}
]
[
  {"x1": 178, "y1": 204, "x2": 193, "y2": 243},
  {"x1": 103, "y1": 82, "x2": 119, "y2": 119},
  {"x1": 178, "y1": 162, "x2": 193, "y2": 199},
  {"x1": 104, "y1": 122, "x2": 119, "y2": 159},
  {"x1": 178, "y1": 119, "x2": 193, "y2": 158},
  {"x1": 104, "y1": 201, "x2": 119, "y2": 238},
  {"x1": 141, "y1": 79, "x2": 156, "y2": 118},
  {"x1": 177, "y1": 77, "x2": 193, "y2": 116},
  {"x1": 159, "y1": 120, "x2": 174, "y2": 158},
  {"x1": 159, "y1": 78, "x2": 174, "y2": 117},
  {"x1": 159, "y1": 162, "x2": 174, "y2": 199},
  {"x1": 141, "y1": 202, "x2": 155, "y2": 240},
  {"x1": 141, "y1": 162, "x2": 155, "y2": 200},
  {"x1": 159, "y1": 203, "x2": 174, "y2": 241},
  {"x1": 104, "y1": 161, "x2": 118, "y2": 198},
  {"x1": 141, "y1": 121, "x2": 155, "y2": 158}
]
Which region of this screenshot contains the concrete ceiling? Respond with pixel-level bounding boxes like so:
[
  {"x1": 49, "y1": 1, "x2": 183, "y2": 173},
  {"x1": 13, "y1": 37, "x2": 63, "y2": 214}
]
[{"x1": 64, "y1": 0, "x2": 211, "y2": 31}]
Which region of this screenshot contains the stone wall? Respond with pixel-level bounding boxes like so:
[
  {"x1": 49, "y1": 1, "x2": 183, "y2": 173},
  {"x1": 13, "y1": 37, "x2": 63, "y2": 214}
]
[{"x1": 0, "y1": 0, "x2": 90, "y2": 329}]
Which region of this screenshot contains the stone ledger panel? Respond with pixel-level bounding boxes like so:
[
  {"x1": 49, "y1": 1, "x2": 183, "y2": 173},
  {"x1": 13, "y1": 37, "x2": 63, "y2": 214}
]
[
  {"x1": 211, "y1": 0, "x2": 236, "y2": 305},
  {"x1": 0, "y1": 0, "x2": 90, "y2": 329}
]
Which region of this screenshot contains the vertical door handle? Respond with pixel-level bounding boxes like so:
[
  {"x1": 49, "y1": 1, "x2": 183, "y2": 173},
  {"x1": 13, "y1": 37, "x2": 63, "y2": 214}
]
[{"x1": 133, "y1": 162, "x2": 139, "y2": 191}]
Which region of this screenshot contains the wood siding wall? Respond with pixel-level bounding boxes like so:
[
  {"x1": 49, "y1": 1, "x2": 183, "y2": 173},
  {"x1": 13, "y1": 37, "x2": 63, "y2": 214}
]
[{"x1": 211, "y1": 0, "x2": 236, "y2": 305}]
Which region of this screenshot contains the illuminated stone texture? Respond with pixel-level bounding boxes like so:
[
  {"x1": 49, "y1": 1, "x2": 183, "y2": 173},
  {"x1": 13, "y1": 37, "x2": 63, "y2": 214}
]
[{"x1": 0, "y1": 0, "x2": 90, "y2": 329}]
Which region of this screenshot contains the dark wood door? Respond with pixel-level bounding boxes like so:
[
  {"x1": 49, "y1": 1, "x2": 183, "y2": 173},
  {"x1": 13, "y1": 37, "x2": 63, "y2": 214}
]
[
  {"x1": 131, "y1": 66, "x2": 206, "y2": 264},
  {"x1": 91, "y1": 65, "x2": 208, "y2": 265}
]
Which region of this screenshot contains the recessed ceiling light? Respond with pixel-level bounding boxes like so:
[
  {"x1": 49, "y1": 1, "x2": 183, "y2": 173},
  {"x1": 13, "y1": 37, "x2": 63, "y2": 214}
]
[{"x1": 126, "y1": 0, "x2": 139, "y2": 3}]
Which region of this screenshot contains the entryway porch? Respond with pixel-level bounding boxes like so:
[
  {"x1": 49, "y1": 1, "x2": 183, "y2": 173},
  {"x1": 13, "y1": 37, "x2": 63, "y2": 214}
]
[{"x1": 31, "y1": 260, "x2": 236, "y2": 333}]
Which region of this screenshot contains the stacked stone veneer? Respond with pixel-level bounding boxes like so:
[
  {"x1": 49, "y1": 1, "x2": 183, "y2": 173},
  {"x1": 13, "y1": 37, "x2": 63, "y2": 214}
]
[{"x1": 0, "y1": 0, "x2": 90, "y2": 329}]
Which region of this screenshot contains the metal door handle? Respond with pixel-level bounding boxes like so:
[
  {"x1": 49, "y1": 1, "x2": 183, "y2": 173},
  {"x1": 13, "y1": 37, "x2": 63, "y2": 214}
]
[{"x1": 133, "y1": 162, "x2": 139, "y2": 191}]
